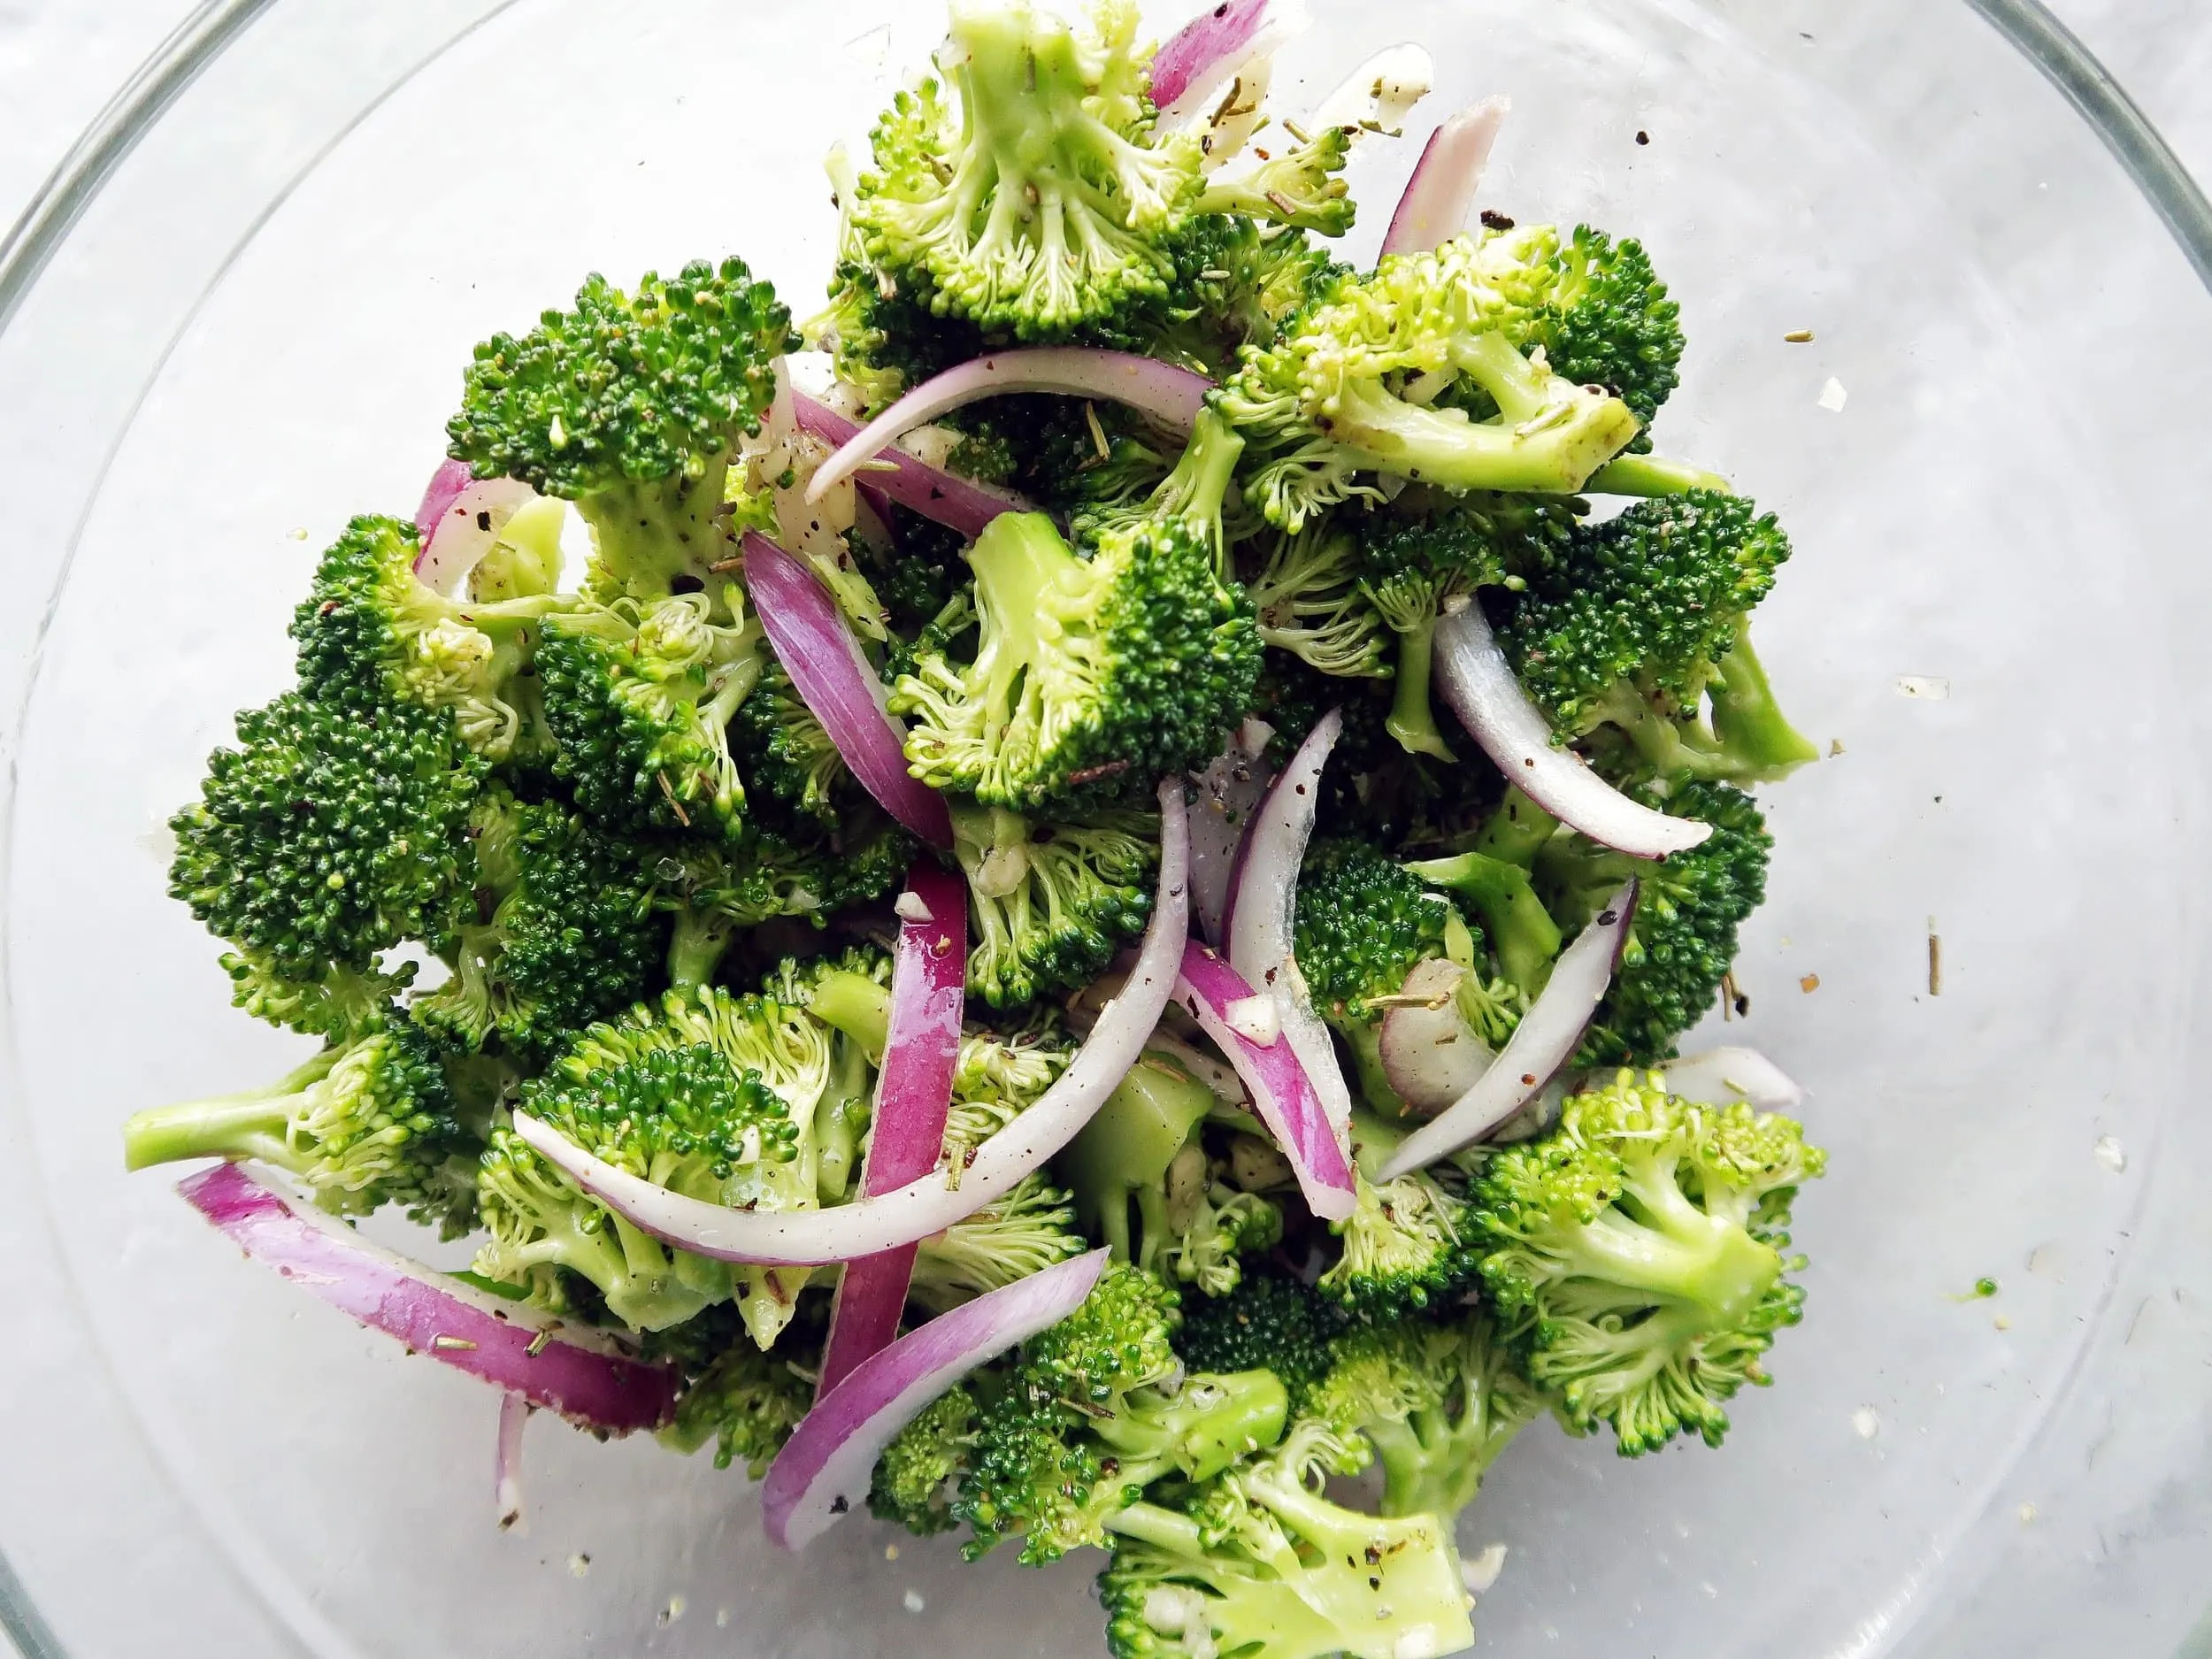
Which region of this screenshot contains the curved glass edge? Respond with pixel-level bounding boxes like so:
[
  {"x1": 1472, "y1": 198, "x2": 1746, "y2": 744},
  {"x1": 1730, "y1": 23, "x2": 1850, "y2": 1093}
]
[
  {"x1": 1968, "y1": 0, "x2": 2212, "y2": 288},
  {"x1": 0, "y1": 0, "x2": 274, "y2": 335},
  {"x1": 0, "y1": 1, "x2": 2207, "y2": 1656}
]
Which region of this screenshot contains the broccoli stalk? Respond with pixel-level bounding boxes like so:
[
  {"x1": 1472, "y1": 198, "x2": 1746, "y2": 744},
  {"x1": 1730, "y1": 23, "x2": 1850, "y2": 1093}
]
[
  {"x1": 1403, "y1": 845, "x2": 1563, "y2": 996},
  {"x1": 1707, "y1": 625, "x2": 1821, "y2": 778},
  {"x1": 1098, "y1": 1422, "x2": 1474, "y2": 1659}
]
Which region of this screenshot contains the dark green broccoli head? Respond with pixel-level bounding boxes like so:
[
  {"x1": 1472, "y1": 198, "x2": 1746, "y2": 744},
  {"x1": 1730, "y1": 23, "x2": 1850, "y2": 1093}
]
[
  {"x1": 1532, "y1": 226, "x2": 1685, "y2": 427},
  {"x1": 534, "y1": 589, "x2": 761, "y2": 838},
  {"x1": 169, "y1": 690, "x2": 485, "y2": 1025},
  {"x1": 1087, "y1": 215, "x2": 1346, "y2": 379},
  {"x1": 951, "y1": 801, "x2": 1156, "y2": 1008},
  {"x1": 1294, "y1": 838, "x2": 1455, "y2": 1024},
  {"x1": 665, "y1": 1337, "x2": 814, "y2": 1477},
  {"x1": 1470, "y1": 1070, "x2": 1823, "y2": 1455},
  {"x1": 121, "y1": 1010, "x2": 475, "y2": 1234},
  {"x1": 1174, "y1": 1272, "x2": 1345, "y2": 1412},
  {"x1": 728, "y1": 655, "x2": 846, "y2": 826},
  {"x1": 1538, "y1": 779, "x2": 1770, "y2": 1064}
]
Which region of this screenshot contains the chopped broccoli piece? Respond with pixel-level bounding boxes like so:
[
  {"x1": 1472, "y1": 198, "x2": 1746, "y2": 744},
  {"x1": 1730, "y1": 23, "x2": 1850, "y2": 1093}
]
[
  {"x1": 121, "y1": 1010, "x2": 475, "y2": 1234},
  {"x1": 1175, "y1": 1274, "x2": 1345, "y2": 1412},
  {"x1": 1294, "y1": 838, "x2": 1455, "y2": 1025},
  {"x1": 1194, "y1": 127, "x2": 1356, "y2": 237},
  {"x1": 1246, "y1": 519, "x2": 1391, "y2": 680},
  {"x1": 1469, "y1": 1070, "x2": 1823, "y2": 1454},
  {"x1": 1316, "y1": 1113, "x2": 1484, "y2": 1323},
  {"x1": 951, "y1": 800, "x2": 1156, "y2": 1007},
  {"x1": 1528, "y1": 226, "x2": 1685, "y2": 427},
  {"x1": 657, "y1": 814, "x2": 912, "y2": 989},
  {"x1": 910, "y1": 1173, "x2": 1089, "y2": 1313},
  {"x1": 872, "y1": 1383, "x2": 978, "y2": 1536},
  {"x1": 849, "y1": 0, "x2": 1203, "y2": 338},
  {"x1": 664, "y1": 1338, "x2": 814, "y2": 1476},
  {"x1": 1087, "y1": 216, "x2": 1344, "y2": 379},
  {"x1": 729, "y1": 654, "x2": 847, "y2": 826}
]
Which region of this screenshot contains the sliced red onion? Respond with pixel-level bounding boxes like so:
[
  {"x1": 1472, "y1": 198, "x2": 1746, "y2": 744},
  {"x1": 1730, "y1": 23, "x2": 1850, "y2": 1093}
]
[
  {"x1": 743, "y1": 531, "x2": 955, "y2": 849},
  {"x1": 818, "y1": 864, "x2": 969, "y2": 1397},
  {"x1": 1377, "y1": 880, "x2": 1638, "y2": 1179},
  {"x1": 176, "y1": 1163, "x2": 676, "y2": 1432},
  {"x1": 413, "y1": 457, "x2": 475, "y2": 543},
  {"x1": 850, "y1": 480, "x2": 897, "y2": 555},
  {"x1": 1153, "y1": 0, "x2": 1306, "y2": 125},
  {"x1": 790, "y1": 389, "x2": 1036, "y2": 541},
  {"x1": 510, "y1": 781, "x2": 1189, "y2": 1265},
  {"x1": 1380, "y1": 98, "x2": 1510, "y2": 257},
  {"x1": 413, "y1": 476, "x2": 539, "y2": 596},
  {"x1": 495, "y1": 1393, "x2": 530, "y2": 1534},
  {"x1": 1225, "y1": 710, "x2": 1353, "y2": 1141},
  {"x1": 1188, "y1": 718, "x2": 1275, "y2": 946},
  {"x1": 1176, "y1": 942, "x2": 1356, "y2": 1221},
  {"x1": 1307, "y1": 42, "x2": 1434, "y2": 134},
  {"x1": 1432, "y1": 604, "x2": 1713, "y2": 860},
  {"x1": 804, "y1": 351, "x2": 1212, "y2": 508},
  {"x1": 1376, "y1": 958, "x2": 1494, "y2": 1114},
  {"x1": 1656, "y1": 1047, "x2": 1804, "y2": 1111},
  {"x1": 763, "y1": 1247, "x2": 1110, "y2": 1550}
]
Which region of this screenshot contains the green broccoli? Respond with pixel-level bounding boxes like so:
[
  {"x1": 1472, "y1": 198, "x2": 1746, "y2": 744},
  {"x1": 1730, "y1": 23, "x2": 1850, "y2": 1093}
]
[
  {"x1": 473, "y1": 985, "x2": 832, "y2": 1340},
  {"x1": 168, "y1": 690, "x2": 483, "y2": 1040},
  {"x1": 121, "y1": 1010, "x2": 475, "y2": 1233},
  {"x1": 535, "y1": 586, "x2": 764, "y2": 838},
  {"x1": 849, "y1": 0, "x2": 1203, "y2": 339},
  {"x1": 1193, "y1": 126, "x2": 1356, "y2": 237},
  {"x1": 1469, "y1": 1071, "x2": 1823, "y2": 1455},
  {"x1": 957, "y1": 1263, "x2": 1290, "y2": 1564},
  {"x1": 289, "y1": 514, "x2": 565, "y2": 762},
  {"x1": 1217, "y1": 230, "x2": 1643, "y2": 530},
  {"x1": 1525, "y1": 225, "x2": 1685, "y2": 427},
  {"x1": 1534, "y1": 780, "x2": 1770, "y2": 1064},
  {"x1": 910, "y1": 1173, "x2": 1089, "y2": 1313},
  {"x1": 729, "y1": 654, "x2": 846, "y2": 826},
  {"x1": 1087, "y1": 215, "x2": 1344, "y2": 380},
  {"x1": 950, "y1": 801, "x2": 1156, "y2": 1007},
  {"x1": 664, "y1": 1337, "x2": 815, "y2": 1476},
  {"x1": 1098, "y1": 1419, "x2": 1474, "y2": 1659},
  {"x1": 872, "y1": 1383, "x2": 979, "y2": 1535},
  {"x1": 1059, "y1": 1050, "x2": 1281, "y2": 1297},
  {"x1": 446, "y1": 257, "x2": 795, "y2": 598},
  {"x1": 1175, "y1": 1273, "x2": 1345, "y2": 1413},
  {"x1": 1245, "y1": 519, "x2": 1391, "y2": 680},
  {"x1": 1317, "y1": 1112, "x2": 1484, "y2": 1322},
  {"x1": 1303, "y1": 1310, "x2": 1542, "y2": 1518},
  {"x1": 411, "y1": 788, "x2": 664, "y2": 1062},
  {"x1": 1403, "y1": 791, "x2": 1566, "y2": 1000},
  {"x1": 892, "y1": 474, "x2": 1260, "y2": 812},
  {"x1": 1495, "y1": 490, "x2": 1816, "y2": 784}
]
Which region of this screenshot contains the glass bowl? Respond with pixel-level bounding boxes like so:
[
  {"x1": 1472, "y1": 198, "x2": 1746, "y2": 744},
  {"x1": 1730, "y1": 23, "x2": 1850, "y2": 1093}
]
[{"x1": 4, "y1": 1, "x2": 2210, "y2": 1655}]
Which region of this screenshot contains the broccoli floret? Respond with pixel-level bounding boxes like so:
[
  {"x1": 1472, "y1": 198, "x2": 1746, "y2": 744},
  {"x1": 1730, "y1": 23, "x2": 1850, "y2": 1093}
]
[
  {"x1": 1535, "y1": 780, "x2": 1770, "y2": 1064},
  {"x1": 1217, "y1": 230, "x2": 1642, "y2": 530},
  {"x1": 168, "y1": 691, "x2": 483, "y2": 1038},
  {"x1": 950, "y1": 801, "x2": 1156, "y2": 1007},
  {"x1": 1193, "y1": 127, "x2": 1356, "y2": 237},
  {"x1": 1175, "y1": 1274, "x2": 1345, "y2": 1412},
  {"x1": 535, "y1": 587, "x2": 763, "y2": 838},
  {"x1": 957, "y1": 1263, "x2": 1291, "y2": 1564},
  {"x1": 729, "y1": 655, "x2": 846, "y2": 826},
  {"x1": 849, "y1": 0, "x2": 1203, "y2": 339},
  {"x1": 1355, "y1": 495, "x2": 1577, "y2": 759},
  {"x1": 411, "y1": 789, "x2": 664, "y2": 1062},
  {"x1": 664, "y1": 1337, "x2": 814, "y2": 1476},
  {"x1": 1303, "y1": 1310, "x2": 1542, "y2": 1519},
  {"x1": 446, "y1": 257, "x2": 795, "y2": 599},
  {"x1": 1087, "y1": 216, "x2": 1343, "y2": 380},
  {"x1": 1245, "y1": 519, "x2": 1391, "y2": 680},
  {"x1": 1404, "y1": 795, "x2": 1566, "y2": 1001},
  {"x1": 1470, "y1": 1071, "x2": 1823, "y2": 1455},
  {"x1": 1294, "y1": 838, "x2": 1454, "y2": 1025},
  {"x1": 121, "y1": 1010, "x2": 475, "y2": 1233},
  {"x1": 473, "y1": 985, "x2": 832, "y2": 1340},
  {"x1": 1528, "y1": 226, "x2": 1685, "y2": 427},
  {"x1": 1098, "y1": 1419, "x2": 1474, "y2": 1659},
  {"x1": 289, "y1": 514, "x2": 565, "y2": 762},
  {"x1": 872, "y1": 1383, "x2": 978, "y2": 1536},
  {"x1": 892, "y1": 449, "x2": 1260, "y2": 810},
  {"x1": 1317, "y1": 1113, "x2": 1484, "y2": 1323},
  {"x1": 910, "y1": 1172, "x2": 1089, "y2": 1313},
  {"x1": 1059, "y1": 1050, "x2": 1281, "y2": 1296},
  {"x1": 1495, "y1": 491, "x2": 1816, "y2": 784}
]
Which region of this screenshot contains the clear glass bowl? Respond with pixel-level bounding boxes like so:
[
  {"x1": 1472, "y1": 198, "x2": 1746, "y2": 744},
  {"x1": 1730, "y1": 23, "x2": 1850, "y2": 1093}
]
[{"x1": 4, "y1": 1, "x2": 2209, "y2": 1655}]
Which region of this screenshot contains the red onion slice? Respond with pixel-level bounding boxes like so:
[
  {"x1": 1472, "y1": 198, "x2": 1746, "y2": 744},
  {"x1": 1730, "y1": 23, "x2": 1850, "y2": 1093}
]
[
  {"x1": 762, "y1": 1247, "x2": 1108, "y2": 1550},
  {"x1": 1656, "y1": 1047, "x2": 1804, "y2": 1110},
  {"x1": 1153, "y1": 0, "x2": 1305, "y2": 123},
  {"x1": 1378, "y1": 880, "x2": 1638, "y2": 1179},
  {"x1": 805, "y1": 350, "x2": 1213, "y2": 508},
  {"x1": 495, "y1": 1393, "x2": 530, "y2": 1533},
  {"x1": 1432, "y1": 604, "x2": 1713, "y2": 859},
  {"x1": 1176, "y1": 942, "x2": 1356, "y2": 1221},
  {"x1": 413, "y1": 457, "x2": 475, "y2": 543},
  {"x1": 510, "y1": 780, "x2": 1189, "y2": 1265},
  {"x1": 413, "y1": 476, "x2": 540, "y2": 596},
  {"x1": 818, "y1": 864, "x2": 969, "y2": 1396},
  {"x1": 743, "y1": 530, "x2": 955, "y2": 849},
  {"x1": 790, "y1": 390, "x2": 1036, "y2": 541},
  {"x1": 1376, "y1": 958, "x2": 1494, "y2": 1114},
  {"x1": 1188, "y1": 718, "x2": 1275, "y2": 946},
  {"x1": 177, "y1": 1163, "x2": 676, "y2": 1432},
  {"x1": 1225, "y1": 710, "x2": 1353, "y2": 1141},
  {"x1": 1380, "y1": 98, "x2": 1510, "y2": 257}
]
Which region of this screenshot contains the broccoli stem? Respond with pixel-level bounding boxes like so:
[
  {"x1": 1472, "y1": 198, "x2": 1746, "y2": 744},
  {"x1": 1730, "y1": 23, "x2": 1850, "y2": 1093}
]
[
  {"x1": 576, "y1": 461, "x2": 733, "y2": 598},
  {"x1": 666, "y1": 907, "x2": 736, "y2": 989},
  {"x1": 1709, "y1": 626, "x2": 1819, "y2": 778},
  {"x1": 1585, "y1": 452, "x2": 1733, "y2": 497},
  {"x1": 1472, "y1": 785, "x2": 1559, "y2": 867},
  {"x1": 1404, "y1": 849, "x2": 1563, "y2": 993},
  {"x1": 1384, "y1": 615, "x2": 1455, "y2": 760},
  {"x1": 806, "y1": 969, "x2": 893, "y2": 1060},
  {"x1": 121, "y1": 1051, "x2": 340, "y2": 1172},
  {"x1": 1562, "y1": 1146, "x2": 1781, "y2": 1320},
  {"x1": 1092, "y1": 1371, "x2": 1291, "y2": 1484},
  {"x1": 1057, "y1": 1054, "x2": 1213, "y2": 1267}
]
